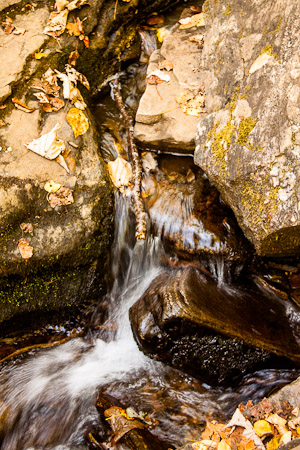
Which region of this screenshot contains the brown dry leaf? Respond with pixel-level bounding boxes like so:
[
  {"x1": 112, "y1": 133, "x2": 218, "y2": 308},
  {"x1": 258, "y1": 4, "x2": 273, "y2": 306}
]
[
  {"x1": 65, "y1": 65, "x2": 90, "y2": 89},
  {"x1": 179, "y1": 12, "x2": 205, "y2": 29},
  {"x1": 147, "y1": 69, "x2": 170, "y2": 85},
  {"x1": 43, "y1": 9, "x2": 69, "y2": 37},
  {"x1": 55, "y1": 0, "x2": 69, "y2": 11},
  {"x1": 266, "y1": 414, "x2": 289, "y2": 436},
  {"x1": 192, "y1": 441, "x2": 217, "y2": 450},
  {"x1": 189, "y1": 34, "x2": 204, "y2": 48},
  {"x1": 20, "y1": 223, "x2": 34, "y2": 234},
  {"x1": 69, "y1": 86, "x2": 86, "y2": 110},
  {"x1": 48, "y1": 186, "x2": 74, "y2": 208},
  {"x1": 66, "y1": 20, "x2": 81, "y2": 36},
  {"x1": 79, "y1": 34, "x2": 89, "y2": 47},
  {"x1": 147, "y1": 15, "x2": 164, "y2": 26},
  {"x1": 201, "y1": 420, "x2": 226, "y2": 442},
  {"x1": 67, "y1": 107, "x2": 89, "y2": 138},
  {"x1": 190, "y1": 6, "x2": 202, "y2": 13},
  {"x1": 18, "y1": 238, "x2": 33, "y2": 261},
  {"x1": 66, "y1": 156, "x2": 76, "y2": 172},
  {"x1": 2, "y1": 17, "x2": 14, "y2": 34},
  {"x1": 158, "y1": 59, "x2": 174, "y2": 71},
  {"x1": 66, "y1": 0, "x2": 90, "y2": 10},
  {"x1": 107, "y1": 156, "x2": 132, "y2": 192},
  {"x1": 12, "y1": 97, "x2": 36, "y2": 113},
  {"x1": 68, "y1": 49, "x2": 80, "y2": 66}
]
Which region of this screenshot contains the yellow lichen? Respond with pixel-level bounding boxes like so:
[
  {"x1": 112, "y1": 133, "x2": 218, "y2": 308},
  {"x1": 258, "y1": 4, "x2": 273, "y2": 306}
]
[
  {"x1": 223, "y1": 4, "x2": 231, "y2": 15},
  {"x1": 205, "y1": 118, "x2": 236, "y2": 174},
  {"x1": 237, "y1": 117, "x2": 258, "y2": 145}
]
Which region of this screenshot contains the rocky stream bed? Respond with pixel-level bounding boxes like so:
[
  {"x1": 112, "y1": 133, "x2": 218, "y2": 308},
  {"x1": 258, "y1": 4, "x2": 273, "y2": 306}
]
[{"x1": 1, "y1": 0, "x2": 300, "y2": 449}]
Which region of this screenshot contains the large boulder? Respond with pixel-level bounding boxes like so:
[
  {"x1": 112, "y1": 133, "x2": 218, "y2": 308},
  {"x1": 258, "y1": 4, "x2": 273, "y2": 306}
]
[
  {"x1": 130, "y1": 266, "x2": 300, "y2": 385},
  {"x1": 194, "y1": 0, "x2": 300, "y2": 257}
]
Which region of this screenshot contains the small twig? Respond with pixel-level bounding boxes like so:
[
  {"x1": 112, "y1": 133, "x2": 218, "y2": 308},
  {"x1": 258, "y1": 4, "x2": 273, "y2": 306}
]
[
  {"x1": 110, "y1": 78, "x2": 147, "y2": 240},
  {"x1": 114, "y1": 0, "x2": 118, "y2": 20}
]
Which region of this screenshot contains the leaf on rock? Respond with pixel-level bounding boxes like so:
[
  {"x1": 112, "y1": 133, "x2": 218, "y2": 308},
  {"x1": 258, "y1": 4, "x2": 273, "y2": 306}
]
[
  {"x1": 2, "y1": 17, "x2": 14, "y2": 34},
  {"x1": 18, "y1": 238, "x2": 33, "y2": 261},
  {"x1": 35, "y1": 52, "x2": 48, "y2": 59},
  {"x1": 107, "y1": 156, "x2": 132, "y2": 192},
  {"x1": 44, "y1": 180, "x2": 62, "y2": 193},
  {"x1": 66, "y1": 0, "x2": 90, "y2": 10},
  {"x1": 156, "y1": 27, "x2": 169, "y2": 43},
  {"x1": 12, "y1": 97, "x2": 36, "y2": 113},
  {"x1": 68, "y1": 49, "x2": 80, "y2": 66},
  {"x1": 67, "y1": 107, "x2": 89, "y2": 138},
  {"x1": 43, "y1": 9, "x2": 69, "y2": 37},
  {"x1": 253, "y1": 420, "x2": 273, "y2": 438},
  {"x1": 147, "y1": 15, "x2": 164, "y2": 26},
  {"x1": 65, "y1": 65, "x2": 90, "y2": 89},
  {"x1": 176, "y1": 90, "x2": 205, "y2": 116},
  {"x1": 25, "y1": 124, "x2": 69, "y2": 172},
  {"x1": 66, "y1": 20, "x2": 81, "y2": 36},
  {"x1": 179, "y1": 12, "x2": 205, "y2": 28},
  {"x1": 226, "y1": 408, "x2": 265, "y2": 450},
  {"x1": 20, "y1": 223, "x2": 34, "y2": 234},
  {"x1": 13, "y1": 27, "x2": 26, "y2": 35},
  {"x1": 266, "y1": 414, "x2": 289, "y2": 436},
  {"x1": 69, "y1": 86, "x2": 86, "y2": 110},
  {"x1": 48, "y1": 186, "x2": 74, "y2": 208},
  {"x1": 147, "y1": 69, "x2": 170, "y2": 84},
  {"x1": 189, "y1": 34, "x2": 204, "y2": 48},
  {"x1": 55, "y1": 0, "x2": 69, "y2": 12}
]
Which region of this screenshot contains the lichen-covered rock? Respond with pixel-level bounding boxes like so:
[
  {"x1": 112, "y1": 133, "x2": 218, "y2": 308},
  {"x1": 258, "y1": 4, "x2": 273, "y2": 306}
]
[
  {"x1": 194, "y1": 0, "x2": 300, "y2": 257},
  {"x1": 130, "y1": 266, "x2": 300, "y2": 384}
]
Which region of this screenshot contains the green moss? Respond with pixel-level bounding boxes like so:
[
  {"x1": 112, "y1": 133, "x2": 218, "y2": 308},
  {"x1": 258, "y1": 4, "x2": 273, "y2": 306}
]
[{"x1": 237, "y1": 117, "x2": 258, "y2": 145}]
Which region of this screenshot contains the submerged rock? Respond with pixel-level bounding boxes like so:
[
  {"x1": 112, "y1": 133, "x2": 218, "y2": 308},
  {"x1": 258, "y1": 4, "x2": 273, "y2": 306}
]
[{"x1": 130, "y1": 267, "x2": 300, "y2": 385}]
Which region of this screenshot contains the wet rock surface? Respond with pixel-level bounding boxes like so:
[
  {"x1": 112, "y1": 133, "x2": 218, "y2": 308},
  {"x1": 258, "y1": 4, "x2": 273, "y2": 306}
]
[
  {"x1": 194, "y1": 0, "x2": 300, "y2": 257},
  {"x1": 142, "y1": 153, "x2": 252, "y2": 263},
  {"x1": 130, "y1": 266, "x2": 300, "y2": 384}
]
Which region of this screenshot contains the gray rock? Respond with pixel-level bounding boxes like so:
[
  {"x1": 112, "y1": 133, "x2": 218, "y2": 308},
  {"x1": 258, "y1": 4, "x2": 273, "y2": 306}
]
[{"x1": 194, "y1": 0, "x2": 300, "y2": 256}]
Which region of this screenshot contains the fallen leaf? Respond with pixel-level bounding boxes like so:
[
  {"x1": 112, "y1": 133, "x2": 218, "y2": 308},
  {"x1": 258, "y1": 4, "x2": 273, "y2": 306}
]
[
  {"x1": 66, "y1": 156, "x2": 76, "y2": 172},
  {"x1": 13, "y1": 27, "x2": 26, "y2": 35},
  {"x1": 18, "y1": 238, "x2": 33, "y2": 261},
  {"x1": 66, "y1": 20, "x2": 81, "y2": 36},
  {"x1": 67, "y1": 107, "x2": 89, "y2": 138},
  {"x1": 0, "y1": 104, "x2": 7, "y2": 109},
  {"x1": 179, "y1": 12, "x2": 205, "y2": 29},
  {"x1": 35, "y1": 52, "x2": 48, "y2": 59},
  {"x1": 44, "y1": 180, "x2": 62, "y2": 193},
  {"x1": 69, "y1": 86, "x2": 86, "y2": 109},
  {"x1": 68, "y1": 49, "x2": 80, "y2": 66},
  {"x1": 253, "y1": 420, "x2": 273, "y2": 438},
  {"x1": 107, "y1": 156, "x2": 132, "y2": 191},
  {"x1": 225, "y1": 409, "x2": 265, "y2": 450},
  {"x1": 48, "y1": 186, "x2": 74, "y2": 208},
  {"x1": 80, "y1": 34, "x2": 89, "y2": 47},
  {"x1": 20, "y1": 223, "x2": 34, "y2": 234},
  {"x1": 158, "y1": 59, "x2": 173, "y2": 71},
  {"x1": 43, "y1": 9, "x2": 69, "y2": 37},
  {"x1": 192, "y1": 441, "x2": 217, "y2": 450},
  {"x1": 279, "y1": 431, "x2": 292, "y2": 445},
  {"x1": 2, "y1": 17, "x2": 14, "y2": 34},
  {"x1": 147, "y1": 69, "x2": 170, "y2": 84},
  {"x1": 156, "y1": 27, "x2": 169, "y2": 43},
  {"x1": 217, "y1": 440, "x2": 231, "y2": 450},
  {"x1": 292, "y1": 407, "x2": 299, "y2": 416},
  {"x1": 189, "y1": 34, "x2": 204, "y2": 48},
  {"x1": 266, "y1": 414, "x2": 288, "y2": 436},
  {"x1": 66, "y1": 0, "x2": 90, "y2": 10},
  {"x1": 0, "y1": 120, "x2": 6, "y2": 127},
  {"x1": 288, "y1": 416, "x2": 300, "y2": 429},
  {"x1": 176, "y1": 90, "x2": 205, "y2": 116},
  {"x1": 55, "y1": 0, "x2": 69, "y2": 11},
  {"x1": 56, "y1": 70, "x2": 73, "y2": 98},
  {"x1": 147, "y1": 15, "x2": 164, "y2": 26},
  {"x1": 190, "y1": 6, "x2": 202, "y2": 13},
  {"x1": 12, "y1": 97, "x2": 36, "y2": 113},
  {"x1": 65, "y1": 65, "x2": 90, "y2": 89},
  {"x1": 25, "y1": 123, "x2": 69, "y2": 173}
]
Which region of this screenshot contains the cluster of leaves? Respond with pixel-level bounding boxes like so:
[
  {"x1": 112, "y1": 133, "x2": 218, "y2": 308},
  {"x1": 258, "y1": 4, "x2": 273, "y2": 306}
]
[{"x1": 191, "y1": 399, "x2": 300, "y2": 450}]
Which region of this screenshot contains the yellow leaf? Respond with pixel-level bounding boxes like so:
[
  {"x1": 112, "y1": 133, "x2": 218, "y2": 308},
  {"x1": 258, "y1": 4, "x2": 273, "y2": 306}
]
[
  {"x1": 266, "y1": 435, "x2": 281, "y2": 450},
  {"x1": 66, "y1": 107, "x2": 89, "y2": 138},
  {"x1": 253, "y1": 420, "x2": 273, "y2": 437},
  {"x1": 35, "y1": 52, "x2": 47, "y2": 59},
  {"x1": 44, "y1": 180, "x2": 61, "y2": 193},
  {"x1": 156, "y1": 27, "x2": 169, "y2": 43},
  {"x1": 107, "y1": 156, "x2": 132, "y2": 191},
  {"x1": 297, "y1": 427, "x2": 300, "y2": 435},
  {"x1": 266, "y1": 414, "x2": 289, "y2": 436},
  {"x1": 217, "y1": 440, "x2": 231, "y2": 450}
]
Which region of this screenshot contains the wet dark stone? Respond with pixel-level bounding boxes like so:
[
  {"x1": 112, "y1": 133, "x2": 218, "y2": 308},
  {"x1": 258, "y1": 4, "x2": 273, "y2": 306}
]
[{"x1": 130, "y1": 267, "x2": 300, "y2": 385}]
